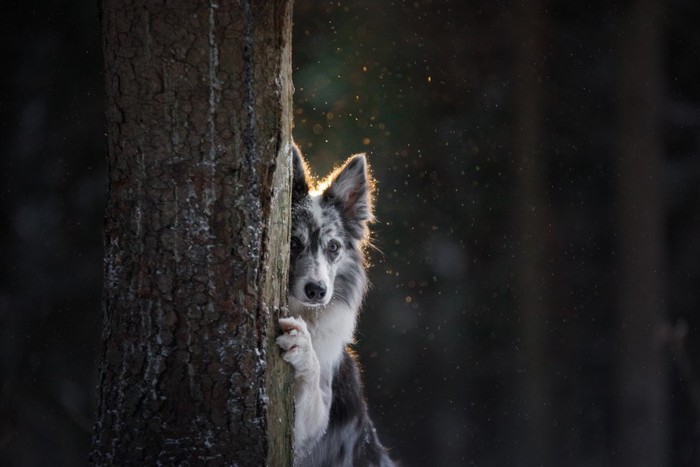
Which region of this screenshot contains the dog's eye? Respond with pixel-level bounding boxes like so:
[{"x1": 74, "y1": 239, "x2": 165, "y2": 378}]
[
  {"x1": 327, "y1": 240, "x2": 340, "y2": 253},
  {"x1": 291, "y1": 236, "x2": 302, "y2": 250}
]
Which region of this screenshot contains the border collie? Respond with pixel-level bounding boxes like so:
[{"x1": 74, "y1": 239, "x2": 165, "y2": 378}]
[{"x1": 276, "y1": 144, "x2": 394, "y2": 466}]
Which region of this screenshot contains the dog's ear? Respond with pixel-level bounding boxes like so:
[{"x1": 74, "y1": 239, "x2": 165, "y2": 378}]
[
  {"x1": 323, "y1": 153, "x2": 374, "y2": 235},
  {"x1": 292, "y1": 142, "x2": 310, "y2": 204}
]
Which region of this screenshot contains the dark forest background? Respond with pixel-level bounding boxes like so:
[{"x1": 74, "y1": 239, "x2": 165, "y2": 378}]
[{"x1": 2, "y1": 1, "x2": 700, "y2": 465}]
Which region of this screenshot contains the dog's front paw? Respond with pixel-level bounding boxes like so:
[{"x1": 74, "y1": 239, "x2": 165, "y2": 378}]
[{"x1": 277, "y1": 317, "x2": 319, "y2": 377}]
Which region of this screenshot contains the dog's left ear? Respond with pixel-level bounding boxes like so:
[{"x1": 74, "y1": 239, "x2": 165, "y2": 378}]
[
  {"x1": 291, "y1": 142, "x2": 311, "y2": 204},
  {"x1": 324, "y1": 154, "x2": 374, "y2": 233}
]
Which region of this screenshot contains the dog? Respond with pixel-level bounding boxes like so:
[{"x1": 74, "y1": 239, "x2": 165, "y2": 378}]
[{"x1": 276, "y1": 144, "x2": 394, "y2": 466}]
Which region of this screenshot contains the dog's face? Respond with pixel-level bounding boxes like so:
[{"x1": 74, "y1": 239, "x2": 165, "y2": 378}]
[{"x1": 288, "y1": 146, "x2": 373, "y2": 311}]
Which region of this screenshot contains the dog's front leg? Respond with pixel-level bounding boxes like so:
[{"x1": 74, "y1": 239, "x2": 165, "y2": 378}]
[{"x1": 277, "y1": 317, "x2": 330, "y2": 454}]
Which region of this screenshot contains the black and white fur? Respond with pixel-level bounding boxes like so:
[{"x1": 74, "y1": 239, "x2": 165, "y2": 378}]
[{"x1": 276, "y1": 145, "x2": 394, "y2": 467}]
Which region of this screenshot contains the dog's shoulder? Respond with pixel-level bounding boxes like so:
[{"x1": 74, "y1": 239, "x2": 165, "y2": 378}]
[
  {"x1": 325, "y1": 348, "x2": 394, "y2": 467},
  {"x1": 329, "y1": 348, "x2": 367, "y2": 426}
]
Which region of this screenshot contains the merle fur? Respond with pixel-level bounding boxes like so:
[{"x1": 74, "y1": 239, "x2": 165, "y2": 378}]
[{"x1": 287, "y1": 144, "x2": 393, "y2": 467}]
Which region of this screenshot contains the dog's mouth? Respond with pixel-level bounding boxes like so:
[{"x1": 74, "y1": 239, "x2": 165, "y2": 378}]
[{"x1": 289, "y1": 294, "x2": 331, "y2": 310}]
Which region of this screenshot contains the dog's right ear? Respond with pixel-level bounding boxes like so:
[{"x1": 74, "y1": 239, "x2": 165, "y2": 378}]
[{"x1": 292, "y1": 142, "x2": 310, "y2": 204}]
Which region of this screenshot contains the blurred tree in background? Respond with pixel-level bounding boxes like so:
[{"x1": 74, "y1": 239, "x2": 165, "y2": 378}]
[
  {"x1": 614, "y1": 0, "x2": 668, "y2": 465},
  {"x1": 1, "y1": 3, "x2": 104, "y2": 464},
  {"x1": 2, "y1": 1, "x2": 700, "y2": 465}
]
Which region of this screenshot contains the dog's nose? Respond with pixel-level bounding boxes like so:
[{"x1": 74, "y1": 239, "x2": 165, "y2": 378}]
[{"x1": 304, "y1": 281, "x2": 327, "y2": 301}]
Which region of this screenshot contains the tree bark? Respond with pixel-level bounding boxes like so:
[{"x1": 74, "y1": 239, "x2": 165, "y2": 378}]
[
  {"x1": 513, "y1": 0, "x2": 552, "y2": 465},
  {"x1": 92, "y1": 1, "x2": 294, "y2": 465},
  {"x1": 614, "y1": 0, "x2": 668, "y2": 465}
]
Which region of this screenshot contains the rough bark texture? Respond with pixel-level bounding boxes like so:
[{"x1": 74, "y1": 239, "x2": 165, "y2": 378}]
[
  {"x1": 92, "y1": 1, "x2": 294, "y2": 465},
  {"x1": 615, "y1": 0, "x2": 668, "y2": 465},
  {"x1": 513, "y1": 1, "x2": 552, "y2": 464}
]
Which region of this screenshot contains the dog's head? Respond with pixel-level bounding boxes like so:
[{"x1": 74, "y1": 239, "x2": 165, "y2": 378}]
[{"x1": 288, "y1": 144, "x2": 374, "y2": 311}]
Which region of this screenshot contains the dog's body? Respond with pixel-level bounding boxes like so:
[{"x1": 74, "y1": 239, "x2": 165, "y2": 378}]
[{"x1": 276, "y1": 145, "x2": 394, "y2": 467}]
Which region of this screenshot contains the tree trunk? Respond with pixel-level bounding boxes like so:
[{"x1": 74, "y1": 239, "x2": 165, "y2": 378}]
[
  {"x1": 615, "y1": 0, "x2": 668, "y2": 465},
  {"x1": 91, "y1": 1, "x2": 295, "y2": 465},
  {"x1": 513, "y1": 0, "x2": 552, "y2": 464}
]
